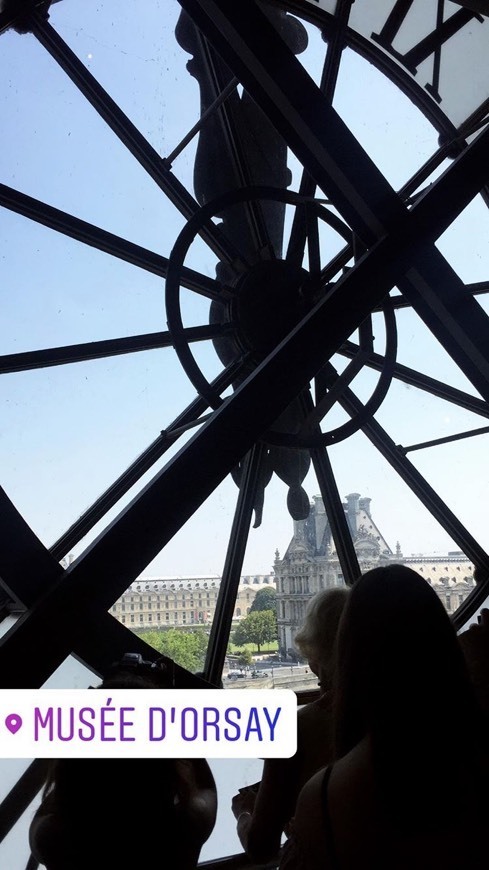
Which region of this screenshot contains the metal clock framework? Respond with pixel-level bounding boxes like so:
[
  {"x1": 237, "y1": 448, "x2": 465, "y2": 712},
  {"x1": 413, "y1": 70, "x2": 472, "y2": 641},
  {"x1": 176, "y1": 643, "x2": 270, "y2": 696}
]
[{"x1": 0, "y1": 1, "x2": 489, "y2": 862}]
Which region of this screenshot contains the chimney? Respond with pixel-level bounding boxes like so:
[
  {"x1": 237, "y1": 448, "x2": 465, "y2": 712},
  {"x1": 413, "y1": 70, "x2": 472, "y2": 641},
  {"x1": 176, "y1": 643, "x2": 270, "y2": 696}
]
[
  {"x1": 359, "y1": 497, "x2": 372, "y2": 517},
  {"x1": 345, "y1": 493, "x2": 360, "y2": 533}
]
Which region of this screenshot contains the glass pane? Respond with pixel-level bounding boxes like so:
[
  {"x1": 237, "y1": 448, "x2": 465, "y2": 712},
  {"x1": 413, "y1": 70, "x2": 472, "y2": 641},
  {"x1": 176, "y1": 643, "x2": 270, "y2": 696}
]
[
  {"x1": 0, "y1": 797, "x2": 39, "y2": 870},
  {"x1": 201, "y1": 757, "x2": 264, "y2": 861}
]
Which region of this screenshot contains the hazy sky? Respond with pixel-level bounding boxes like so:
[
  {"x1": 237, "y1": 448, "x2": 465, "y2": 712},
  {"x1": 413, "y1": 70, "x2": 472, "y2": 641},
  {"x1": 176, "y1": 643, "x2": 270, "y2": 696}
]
[{"x1": 1, "y1": 0, "x2": 489, "y2": 582}]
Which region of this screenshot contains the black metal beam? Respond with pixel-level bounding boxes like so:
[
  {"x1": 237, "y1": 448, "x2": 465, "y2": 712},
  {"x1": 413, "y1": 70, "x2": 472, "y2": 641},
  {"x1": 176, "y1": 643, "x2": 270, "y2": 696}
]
[
  {"x1": 286, "y1": 0, "x2": 353, "y2": 263},
  {"x1": 165, "y1": 76, "x2": 238, "y2": 166},
  {"x1": 0, "y1": 324, "x2": 229, "y2": 373},
  {"x1": 0, "y1": 759, "x2": 48, "y2": 844},
  {"x1": 311, "y1": 447, "x2": 361, "y2": 585},
  {"x1": 376, "y1": 282, "x2": 489, "y2": 312},
  {"x1": 0, "y1": 487, "x2": 63, "y2": 607},
  {"x1": 339, "y1": 341, "x2": 489, "y2": 419},
  {"x1": 204, "y1": 444, "x2": 264, "y2": 686},
  {"x1": 0, "y1": 184, "x2": 224, "y2": 299},
  {"x1": 401, "y1": 424, "x2": 489, "y2": 454},
  {"x1": 297, "y1": 389, "x2": 360, "y2": 582}
]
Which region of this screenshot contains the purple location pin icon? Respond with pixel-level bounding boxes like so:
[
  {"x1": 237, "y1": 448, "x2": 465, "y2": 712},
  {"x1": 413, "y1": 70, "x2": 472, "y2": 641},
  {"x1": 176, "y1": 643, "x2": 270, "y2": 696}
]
[{"x1": 5, "y1": 714, "x2": 22, "y2": 734}]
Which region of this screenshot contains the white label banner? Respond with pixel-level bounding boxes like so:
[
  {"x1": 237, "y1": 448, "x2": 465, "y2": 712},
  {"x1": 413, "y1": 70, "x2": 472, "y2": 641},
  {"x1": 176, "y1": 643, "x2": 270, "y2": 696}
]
[{"x1": 0, "y1": 689, "x2": 297, "y2": 758}]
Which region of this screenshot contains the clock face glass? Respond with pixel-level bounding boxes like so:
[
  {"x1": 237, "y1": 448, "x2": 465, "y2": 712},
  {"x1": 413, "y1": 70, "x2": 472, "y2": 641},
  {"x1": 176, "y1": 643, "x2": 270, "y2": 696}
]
[
  {"x1": 305, "y1": 0, "x2": 489, "y2": 129},
  {"x1": 1, "y1": 1, "x2": 489, "y2": 866},
  {"x1": 1, "y1": 0, "x2": 489, "y2": 690}
]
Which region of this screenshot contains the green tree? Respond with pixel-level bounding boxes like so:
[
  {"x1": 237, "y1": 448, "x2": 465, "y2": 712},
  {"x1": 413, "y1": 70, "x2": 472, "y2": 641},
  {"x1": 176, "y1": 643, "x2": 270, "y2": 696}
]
[
  {"x1": 232, "y1": 620, "x2": 249, "y2": 649},
  {"x1": 260, "y1": 609, "x2": 278, "y2": 647},
  {"x1": 250, "y1": 585, "x2": 277, "y2": 613},
  {"x1": 232, "y1": 609, "x2": 277, "y2": 652},
  {"x1": 140, "y1": 628, "x2": 208, "y2": 672},
  {"x1": 237, "y1": 648, "x2": 253, "y2": 668}
]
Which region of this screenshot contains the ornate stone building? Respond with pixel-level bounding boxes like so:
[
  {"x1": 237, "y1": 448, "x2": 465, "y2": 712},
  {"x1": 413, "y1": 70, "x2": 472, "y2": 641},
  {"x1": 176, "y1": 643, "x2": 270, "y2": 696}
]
[
  {"x1": 110, "y1": 573, "x2": 275, "y2": 630},
  {"x1": 275, "y1": 493, "x2": 474, "y2": 657}
]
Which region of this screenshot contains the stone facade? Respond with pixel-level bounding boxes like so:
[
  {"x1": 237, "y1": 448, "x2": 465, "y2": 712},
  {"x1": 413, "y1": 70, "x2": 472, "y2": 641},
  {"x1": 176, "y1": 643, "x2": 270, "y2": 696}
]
[
  {"x1": 402, "y1": 554, "x2": 475, "y2": 615},
  {"x1": 110, "y1": 573, "x2": 275, "y2": 629},
  {"x1": 274, "y1": 493, "x2": 474, "y2": 657}
]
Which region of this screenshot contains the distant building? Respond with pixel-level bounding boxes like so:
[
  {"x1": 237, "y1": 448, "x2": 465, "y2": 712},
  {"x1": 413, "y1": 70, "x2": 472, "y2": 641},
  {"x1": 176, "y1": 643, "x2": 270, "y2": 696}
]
[
  {"x1": 401, "y1": 553, "x2": 474, "y2": 616},
  {"x1": 274, "y1": 493, "x2": 474, "y2": 657},
  {"x1": 110, "y1": 573, "x2": 275, "y2": 629}
]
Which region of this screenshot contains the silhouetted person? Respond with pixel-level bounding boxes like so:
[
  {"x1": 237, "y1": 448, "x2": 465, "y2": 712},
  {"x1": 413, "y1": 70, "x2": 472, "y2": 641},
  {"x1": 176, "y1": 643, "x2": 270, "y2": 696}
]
[
  {"x1": 286, "y1": 566, "x2": 488, "y2": 869},
  {"x1": 232, "y1": 587, "x2": 349, "y2": 864}
]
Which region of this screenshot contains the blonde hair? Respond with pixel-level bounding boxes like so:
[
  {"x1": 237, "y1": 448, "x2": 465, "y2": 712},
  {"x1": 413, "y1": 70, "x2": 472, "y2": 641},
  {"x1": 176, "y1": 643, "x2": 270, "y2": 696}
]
[{"x1": 295, "y1": 587, "x2": 349, "y2": 681}]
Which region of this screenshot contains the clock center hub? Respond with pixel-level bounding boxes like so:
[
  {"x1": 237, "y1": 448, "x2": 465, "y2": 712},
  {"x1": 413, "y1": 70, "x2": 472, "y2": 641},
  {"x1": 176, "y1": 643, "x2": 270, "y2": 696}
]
[{"x1": 231, "y1": 259, "x2": 311, "y2": 362}]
